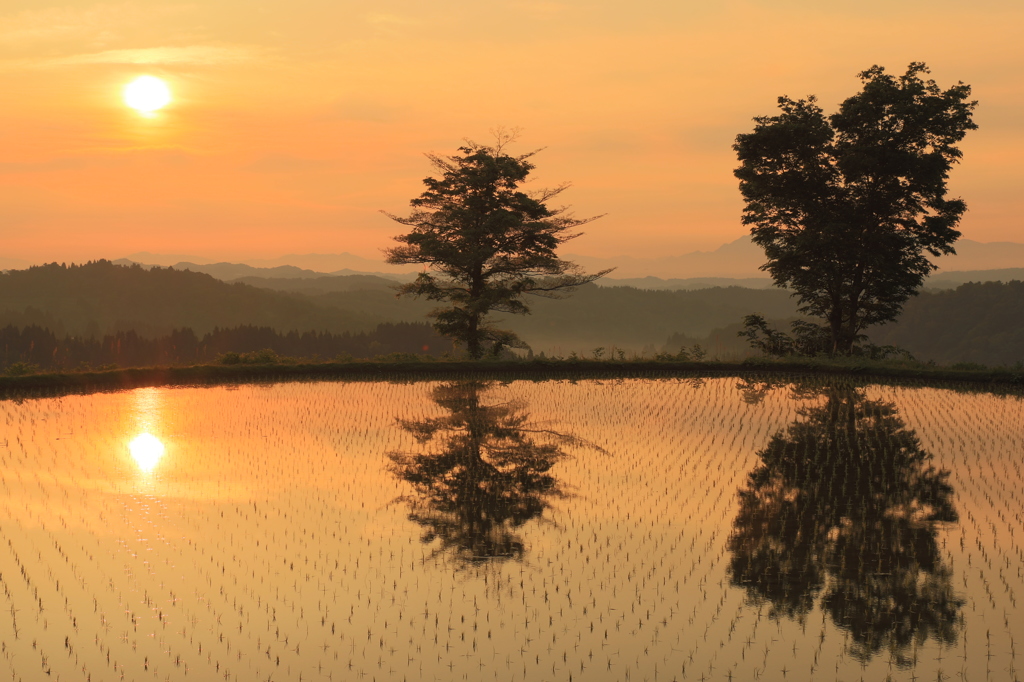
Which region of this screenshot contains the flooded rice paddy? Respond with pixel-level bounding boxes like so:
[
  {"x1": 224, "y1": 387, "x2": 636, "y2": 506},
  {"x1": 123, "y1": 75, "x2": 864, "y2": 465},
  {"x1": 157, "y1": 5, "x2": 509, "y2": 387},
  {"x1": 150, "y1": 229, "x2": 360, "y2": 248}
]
[{"x1": 1, "y1": 376, "x2": 1022, "y2": 682}]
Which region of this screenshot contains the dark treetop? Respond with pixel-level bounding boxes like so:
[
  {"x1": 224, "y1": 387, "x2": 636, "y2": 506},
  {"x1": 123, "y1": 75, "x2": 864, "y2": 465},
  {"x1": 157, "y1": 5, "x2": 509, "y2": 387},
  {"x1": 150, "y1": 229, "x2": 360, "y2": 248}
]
[
  {"x1": 384, "y1": 134, "x2": 611, "y2": 358},
  {"x1": 734, "y1": 63, "x2": 977, "y2": 354}
]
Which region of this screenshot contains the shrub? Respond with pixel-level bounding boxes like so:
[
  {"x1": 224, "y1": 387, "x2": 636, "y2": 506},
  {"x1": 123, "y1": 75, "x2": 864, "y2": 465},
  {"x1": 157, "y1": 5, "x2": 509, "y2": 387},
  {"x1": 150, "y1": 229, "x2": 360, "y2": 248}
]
[
  {"x1": 218, "y1": 349, "x2": 281, "y2": 365},
  {"x1": 4, "y1": 362, "x2": 39, "y2": 377}
]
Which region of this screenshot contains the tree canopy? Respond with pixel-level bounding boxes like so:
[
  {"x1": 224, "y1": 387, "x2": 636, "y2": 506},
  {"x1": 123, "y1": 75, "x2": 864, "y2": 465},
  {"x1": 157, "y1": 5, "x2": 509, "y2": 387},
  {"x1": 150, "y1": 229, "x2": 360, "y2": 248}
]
[
  {"x1": 734, "y1": 63, "x2": 977, "y2": 354},
  {"x1": 384, "y1": 133, "x2": 611, "y2": 358}
]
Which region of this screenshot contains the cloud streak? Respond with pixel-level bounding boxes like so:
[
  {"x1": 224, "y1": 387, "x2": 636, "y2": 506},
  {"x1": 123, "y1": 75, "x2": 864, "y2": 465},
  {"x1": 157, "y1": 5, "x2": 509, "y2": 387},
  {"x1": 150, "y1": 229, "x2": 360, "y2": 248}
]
[
  {"x1": 39, "y1": 44, "x2": 262, "y2": 67},
  {"x1": 0, "y1": 3, "x2": 188, "y2": 47}
]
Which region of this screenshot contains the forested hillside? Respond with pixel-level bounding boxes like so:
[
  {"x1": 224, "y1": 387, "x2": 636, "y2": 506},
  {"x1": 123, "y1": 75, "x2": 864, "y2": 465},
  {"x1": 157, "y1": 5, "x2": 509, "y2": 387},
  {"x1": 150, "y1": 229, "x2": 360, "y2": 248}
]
[
  {"x1": 0, "y1": 262, "x2": 801, "y2": 357},
  {"x1": 0, "y1": 261, "x2": 382, "y2": 337},
  {"x1": 241, "y1": 275, "x2": 800, "y2": 351},
  {"x1": 502, "y1": 284, "x2": 798, "y2": 353},
  {"x1": 869, "y1": 281, "x2": 1024, "y2": 365},
  {"x1": 3, "y1": 262, "x2": 1022, "y2": 366}
]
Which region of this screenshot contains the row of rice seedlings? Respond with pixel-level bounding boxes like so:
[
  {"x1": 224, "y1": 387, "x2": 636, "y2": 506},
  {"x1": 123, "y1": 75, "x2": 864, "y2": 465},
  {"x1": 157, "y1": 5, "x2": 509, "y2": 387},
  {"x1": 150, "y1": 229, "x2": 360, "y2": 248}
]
[
  {"x1": 729, "y1": 383, "x2": 972, "y2": 677},
  {"x1": 1, "y1": 376, "x2": 1018, "y2": 681},
  {"x1": 1, "y1": 382, "x2": 432, "y2": 681},
  {"x1": 886, "y1": 384, "x2": 1023, "y2": 682}
]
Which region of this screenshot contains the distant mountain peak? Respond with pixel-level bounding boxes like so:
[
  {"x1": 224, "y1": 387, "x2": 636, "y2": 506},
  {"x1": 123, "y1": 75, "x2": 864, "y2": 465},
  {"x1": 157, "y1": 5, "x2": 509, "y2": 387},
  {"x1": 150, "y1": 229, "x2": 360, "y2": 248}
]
[
  {"x1": 124, "y1": 251, "x2": 216, "y2": 266},
  {"x1": 104, "y1": 235, "x2": 1024, "y2": 280}
]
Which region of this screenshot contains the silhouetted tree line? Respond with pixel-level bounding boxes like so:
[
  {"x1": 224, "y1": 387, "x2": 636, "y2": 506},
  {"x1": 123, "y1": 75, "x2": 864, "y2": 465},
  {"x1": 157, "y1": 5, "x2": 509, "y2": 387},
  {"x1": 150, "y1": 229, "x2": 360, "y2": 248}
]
[{"x1": 0, "y1": 322, "x2": 447, "y2": 370}]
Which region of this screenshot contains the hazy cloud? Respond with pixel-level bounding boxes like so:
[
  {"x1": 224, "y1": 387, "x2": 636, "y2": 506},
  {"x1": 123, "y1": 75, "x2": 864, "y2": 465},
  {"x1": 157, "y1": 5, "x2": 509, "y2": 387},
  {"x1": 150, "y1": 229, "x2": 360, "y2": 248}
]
[
  {"x1": 328, "y1": 99, "x2": 408, "y2": 123},
  {"x1": 365, "y1": 12, "x2": 419, "y2": 27},
  {"x1": 0, "y1": 151, "x2": 196, "y2": 174},
  {"x1": 39, "y1": 44, "x2": 261, "y2": 67},
  {"x1": 506, "y1": 1, "x2": 567, "y2": 16},
  {"x1": 245, "y1": 155, "x2": 337, "y2": 173},
  {"x1": 0, "y1": 158, "x2": 90, "y2": 174},
  {"x1": 0, "y1": 3, "x2": 189, "y2": 48}
]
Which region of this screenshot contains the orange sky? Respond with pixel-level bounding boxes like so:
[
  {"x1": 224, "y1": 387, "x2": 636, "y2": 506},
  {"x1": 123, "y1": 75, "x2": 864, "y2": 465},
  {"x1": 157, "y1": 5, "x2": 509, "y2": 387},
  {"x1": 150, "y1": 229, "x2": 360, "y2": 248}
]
[{"x1": 1, "y1": 0, "x2": 1021, "y2": 266}]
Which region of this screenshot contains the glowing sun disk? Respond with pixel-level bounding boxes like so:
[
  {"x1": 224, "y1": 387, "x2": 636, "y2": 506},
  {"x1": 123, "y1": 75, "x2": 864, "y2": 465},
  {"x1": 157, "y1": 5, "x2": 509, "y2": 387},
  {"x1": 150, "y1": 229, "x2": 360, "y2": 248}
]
[
  {"x1": 129, "y1": 433, "x2": 165, "y2": 472},
  {"x1": 124, "y1": 76, "x2": 171, "y2": 113}
]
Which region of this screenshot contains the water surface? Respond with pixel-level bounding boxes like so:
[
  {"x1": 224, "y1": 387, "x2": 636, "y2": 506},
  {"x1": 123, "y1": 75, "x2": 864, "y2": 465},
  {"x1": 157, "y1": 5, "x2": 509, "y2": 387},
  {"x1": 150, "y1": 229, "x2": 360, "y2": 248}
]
[{"x1": 1, "y1": 377, "x2": 1021, "y2": 681}]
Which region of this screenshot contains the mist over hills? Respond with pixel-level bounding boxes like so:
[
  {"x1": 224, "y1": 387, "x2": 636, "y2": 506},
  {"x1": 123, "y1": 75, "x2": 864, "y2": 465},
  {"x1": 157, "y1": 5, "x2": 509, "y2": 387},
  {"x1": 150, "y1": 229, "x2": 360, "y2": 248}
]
[
  {"x1": 3, "y1": 260, "x2": 1023, "y2": 366},
  {"x1": 121, "y1": 237, "x2": 771, "y2": 279},
  {"x1": 569, "y1": 236, "x2": 1024, "y2": 279},
  {"x1": 5, "y1": 223, "x2": 1024, "y2": 370},
  {"x1": 0, "y1": 261, "x2": 798, "y2": 356},
  {"x1": 6, "y1": 234, "x2": 1024, "y2": 281},
  {"x1": 924, "y1": 268, "x2": 1024, "y2": 290},
  {"x1": 102, "y1": 235, "x2": 1024, "y2": 286}
]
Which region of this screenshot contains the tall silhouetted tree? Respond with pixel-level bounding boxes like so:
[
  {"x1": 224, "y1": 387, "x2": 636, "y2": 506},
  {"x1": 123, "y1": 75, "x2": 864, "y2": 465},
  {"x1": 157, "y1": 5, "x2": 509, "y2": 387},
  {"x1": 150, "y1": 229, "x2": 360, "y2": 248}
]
[
  {"x1": 734, "y1": 63, "x2": 977, "y2": 354},
  {"x1": 384, "y1": 131, "x2": 611, "y2": 358}
]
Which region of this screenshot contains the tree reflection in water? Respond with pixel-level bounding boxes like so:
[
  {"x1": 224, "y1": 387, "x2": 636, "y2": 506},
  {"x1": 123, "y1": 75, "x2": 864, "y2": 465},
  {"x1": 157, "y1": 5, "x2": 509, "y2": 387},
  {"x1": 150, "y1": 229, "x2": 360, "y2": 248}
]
[
  {"x1": 389, "y1": 381, "x2": 598, "y2": 565},
  {"x1": 729, "y1": 381, "x2": 962, "y2": 664}
]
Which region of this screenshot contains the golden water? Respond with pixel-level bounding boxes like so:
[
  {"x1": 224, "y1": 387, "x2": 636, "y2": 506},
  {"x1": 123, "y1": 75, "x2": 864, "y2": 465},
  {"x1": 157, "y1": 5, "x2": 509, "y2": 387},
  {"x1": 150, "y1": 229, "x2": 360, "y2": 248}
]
[{"x1": 1, "y1": 377, "x2": 1021, "y2": 681}]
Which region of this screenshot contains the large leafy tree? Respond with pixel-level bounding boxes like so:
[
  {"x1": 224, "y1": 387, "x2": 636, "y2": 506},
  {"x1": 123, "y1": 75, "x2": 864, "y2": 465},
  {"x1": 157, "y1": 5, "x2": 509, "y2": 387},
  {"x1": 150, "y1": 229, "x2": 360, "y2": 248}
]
[
  {"x1": 734, "y1": 63, "x2": 977, "y2": 354},
  {"x1": 384, "y1": 133, "x2": 610, "y2": 358}
]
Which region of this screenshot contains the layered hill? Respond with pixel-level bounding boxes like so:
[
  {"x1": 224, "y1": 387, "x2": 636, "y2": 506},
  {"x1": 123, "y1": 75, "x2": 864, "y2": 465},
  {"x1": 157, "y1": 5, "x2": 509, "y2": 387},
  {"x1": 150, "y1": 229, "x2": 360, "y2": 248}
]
[
  {"x1": 0, "y1": 261, "x2": 384, "y2": 338},
  {"x1": 0, "y1": 261, "x2": 798, "y2": 355},
  {"x1": 869, "y1": 281, "x2": 1024, "y2": 366},
  {"x1": 217, "y1": 275, "x2": 800, "y2": 352},
  {"x1": 3, "y1": 261, "x2": 1023, "y2": 366}
]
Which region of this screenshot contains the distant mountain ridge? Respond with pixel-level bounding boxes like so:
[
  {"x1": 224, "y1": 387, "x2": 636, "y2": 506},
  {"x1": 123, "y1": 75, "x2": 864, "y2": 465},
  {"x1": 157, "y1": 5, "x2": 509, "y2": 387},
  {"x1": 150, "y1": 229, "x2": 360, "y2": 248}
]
[
  {"x1": 2, "y1": 260, "x2": 1022, "y2": 365},
  {"x1": 599, "y1": 276, "x2": 774, "y2": 290},
  {"x1": 0, "y1": 257, "x2": 31, "y2": 270},
  {"x1": 566, "y1": 237, "x2": 767, "y2": 279},
  {"x1": 7, "y1": 235, "x2": 1022, "y2": 282},
  {"x1": 117, "y1": 236, "x2": 1024, "y2": 281},
  {"x1": 927, "y1": 268, "x2": 1024, "y2": 289},
  {"x1": 567, "y1": 236, "x2": 1024, "y2": 279},
  {"x1": 599, "y1": 268, "x2": 1024, "y2": 292},
  {"x1": 123, "y1": 251, "x2": 419, "y2": 275},
  {"x1": 112, "y1": 258, "x2": 1024, "y2": 293},
  {"x1": 111, "y1": 259, "x2": 416, "y2": 283}
]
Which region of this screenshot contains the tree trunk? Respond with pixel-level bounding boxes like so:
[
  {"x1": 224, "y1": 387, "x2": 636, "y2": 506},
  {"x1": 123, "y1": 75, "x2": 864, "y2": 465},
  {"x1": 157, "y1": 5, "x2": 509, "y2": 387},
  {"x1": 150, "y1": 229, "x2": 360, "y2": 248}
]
[
  {"x1": 466, "y1": 267, "x2": 485, "y2": 359},
  {"x1": 466, "y1": 314, "x2": 482, "y2": 359}
]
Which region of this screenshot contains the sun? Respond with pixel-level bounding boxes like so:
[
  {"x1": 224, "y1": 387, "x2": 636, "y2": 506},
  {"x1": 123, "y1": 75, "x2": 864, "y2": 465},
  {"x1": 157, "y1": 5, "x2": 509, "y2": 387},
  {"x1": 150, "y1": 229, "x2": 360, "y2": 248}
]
[{"x1": 124, "y1": 75, "x2": 171, "y2": 114}]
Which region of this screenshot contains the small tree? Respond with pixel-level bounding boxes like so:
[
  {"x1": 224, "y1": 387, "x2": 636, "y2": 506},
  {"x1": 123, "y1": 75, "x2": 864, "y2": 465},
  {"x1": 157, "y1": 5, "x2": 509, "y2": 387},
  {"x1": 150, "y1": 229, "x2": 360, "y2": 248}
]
[
  {"x1": 384, "y1": 132, "x2": 611, "y2": 358},
  {"x1": 734, "y1": 63, "x2": 977, "y2": 354}
]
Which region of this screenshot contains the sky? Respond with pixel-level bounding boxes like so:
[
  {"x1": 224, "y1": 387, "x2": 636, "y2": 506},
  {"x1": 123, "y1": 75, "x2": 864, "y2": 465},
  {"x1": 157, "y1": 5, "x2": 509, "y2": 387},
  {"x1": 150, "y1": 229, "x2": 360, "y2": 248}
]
[{"x1": 1, "y1": 0, "x2": 1022, "y2": 266}]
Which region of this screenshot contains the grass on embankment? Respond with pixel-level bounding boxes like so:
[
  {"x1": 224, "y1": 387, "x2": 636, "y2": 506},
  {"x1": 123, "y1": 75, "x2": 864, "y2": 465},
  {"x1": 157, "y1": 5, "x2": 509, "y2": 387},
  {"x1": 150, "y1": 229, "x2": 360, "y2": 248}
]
[{"x1": 2, "y1": 353, "x2": 1023, "y2": 397}]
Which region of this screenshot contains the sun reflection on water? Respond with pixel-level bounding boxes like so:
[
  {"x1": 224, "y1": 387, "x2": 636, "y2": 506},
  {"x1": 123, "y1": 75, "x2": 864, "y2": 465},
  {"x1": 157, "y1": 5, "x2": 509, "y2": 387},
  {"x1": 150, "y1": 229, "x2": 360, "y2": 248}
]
[
  {"x1": 128, "y1": 433, "x2": 165, "y2": 473},
  {"x1": 130, "y1": 387, "x2": 167, "y2": 474},
  {"x1": 1, "y1": 380, "x2": 1021, "y2": 682}
]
